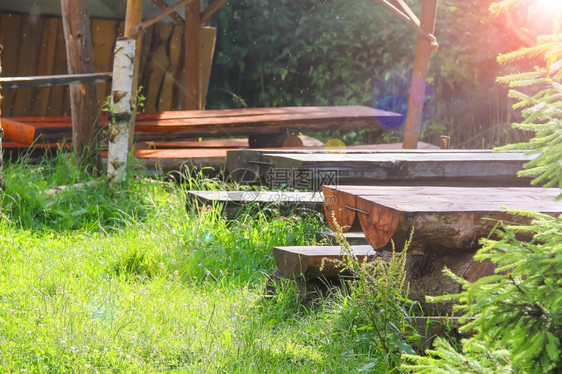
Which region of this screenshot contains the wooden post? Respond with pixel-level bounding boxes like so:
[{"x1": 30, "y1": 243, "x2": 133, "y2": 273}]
[
  {"x1": 124, "y1": 0, "x2": 144, "y2": 150},
  {"x1": 185, "y1": 0, "x2": 201, "y2": 109},
  {"x1": 107, "y1": 39, "x2": 136, "y2": 184},
  {"x1": 60, "y1": 0, "x2": 99, "y2": 162},
  {"x1": 402, "y1": 0, "x2": 438, "y2": 149}
]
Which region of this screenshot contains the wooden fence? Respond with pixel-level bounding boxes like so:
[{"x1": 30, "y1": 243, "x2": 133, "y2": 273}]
[{"x1": 0, "y1": 12, "x2": 211, "y2": 117}]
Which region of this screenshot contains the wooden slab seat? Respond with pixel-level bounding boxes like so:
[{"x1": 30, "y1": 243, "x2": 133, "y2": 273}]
[
  {"x1": 1, "y1": 105, "x2": 399, "y2": 145},
  {"x1": 273, "y1": 244, "x2": 496, "y2": 313},
  {"x1": 187, "y1": 190, "x2": 324, "y2": 218},
  {"x1": 323, "y1": 186, "x2": 562, "y2": 252},
  {"x1": 273, "y1": 245, "x2": 376, "y2": 278},
  {"x1": 226, "y1": 149, "x2": 537, "y2": 188}
]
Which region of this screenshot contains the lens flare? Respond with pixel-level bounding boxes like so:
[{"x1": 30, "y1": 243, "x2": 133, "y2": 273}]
[{"x1": 535, "y1": 0, "x2": 562, "y2": 15}]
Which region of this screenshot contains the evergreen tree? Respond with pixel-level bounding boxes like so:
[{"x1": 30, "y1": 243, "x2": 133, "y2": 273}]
[{"x1": 402, "y1": 1, "x2": 562, "y2": 372}]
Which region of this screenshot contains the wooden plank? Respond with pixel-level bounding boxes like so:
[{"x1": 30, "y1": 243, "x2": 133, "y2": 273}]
[
  {"x1": 188, "y1": 190, "x2": 324, "y2": 218},
  {"x1": 0, "y1": 14, "x2": 23, "y2": 117},
  {"x1": 47, "y1": 19, "x2": 69, "y2": 116},
  {"x1": 136, "y1": 105, "x2": 399, "y2": 120},
  {"x1": 273, "y1": 245, "x2": 376, "y2": 278},
  {"x1": 92, "y1": 19, "x2": 120, "y2": 108},
  {"x1": 263, "y1": 151, "x2": 537, "y2": 189},
  {"x1": 158, "y1": 23, "x2": 184, "y2": 111},
  {"x1": 144, "y1": 23, "x2": 174, "y2": 112},
  {"x1": 32, "y1": 17, "x2": 59, "y2": 116},
  {"x1": 272, "y1": 243, "x2": 495, "y2": 313},
  {"x1": 199, "y1": 26, "x2": 216, "y2": 108},
  {"x1": 1, "y1": 118, "x2": 36, "y2": 144},
  {"x1": 101, "y1": 147, "x2": 233, "y2": 173},
  {"x1": 323, "y1": 186, "x2": 562, "y2": 251},
  {"x1": 138, "y1": 138, "x2": 249, "y2": 148},
  {"x1": 315, "y1": 231, "x2": 369, "y2": 246},
  {"x1": 12, "y1": 15, "x2": 42, "y2": 116},
  {"x1": 0, "y1": 72, "x2": 112, "y2": 88}
]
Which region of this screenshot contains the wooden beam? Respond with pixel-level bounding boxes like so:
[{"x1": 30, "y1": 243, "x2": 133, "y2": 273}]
[
  {"x1": 0, "y1": 72, "x2": 111, "y2": 88},
  {"x1": 152, "y1": 0, "x2": 184, "y2": 24},
  {"x1": 60, "y1": 0, "x2": 99, "y2": 161},
  {"x1": 131, "y1": 0, "x2": 193, "y2": 34},
  {"x1": 201, "y1": 0, "x2": 228, "y2": 23},
  {"x1": 371, "y1": 0, "x2": 437, "y2": 47},
  {"x1": 402, "y1": 0, "x2": 439, "y2": 149},
  {"x1": 390, "y1": 0, "x2": 420, "y2": 25},
  {"x1": 185, "y1": 1, "x2": 201, "y2": 110}
]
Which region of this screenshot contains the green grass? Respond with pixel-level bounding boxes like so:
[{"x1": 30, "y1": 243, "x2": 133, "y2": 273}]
[{"x1": 0, "y1": 153, "x2": 403, "y2": 372}]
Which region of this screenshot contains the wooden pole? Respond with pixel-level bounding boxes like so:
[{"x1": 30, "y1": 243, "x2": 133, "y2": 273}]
[
  {"x1": 60, "y1": 0, "x2": 99, "y2": 162},
  {"x1": 107, "y1": 39, "x2": 136, "y2": 184},
  {"x1": 124, "y1": 0, "x2": 144, "y2": 150},
  {"x1": 185, "y1": 0, "x2": 201, "y2": 110},
  {"x1": 402, "y1": 0, "x2": 438, "y2": 149}
]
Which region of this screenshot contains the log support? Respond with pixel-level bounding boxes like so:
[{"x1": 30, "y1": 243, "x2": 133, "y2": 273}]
[
  {"x1": 60, "y1": 0, "x2": 99, "y2": 163},
  {"x1": 107, "y1": 39, "x2": 136, "y2": 184}
]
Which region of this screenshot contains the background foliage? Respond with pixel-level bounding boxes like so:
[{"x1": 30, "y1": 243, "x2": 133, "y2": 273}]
[{"x1": 206, "y1": 0, "x2": 534, "y2": 147}]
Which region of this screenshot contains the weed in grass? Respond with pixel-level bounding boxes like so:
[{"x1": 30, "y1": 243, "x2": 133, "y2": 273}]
[{"x1": 325, "y1": 212, "x2": 422, "y2": 372}]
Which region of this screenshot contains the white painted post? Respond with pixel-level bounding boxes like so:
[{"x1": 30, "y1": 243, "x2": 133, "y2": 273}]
[{"x1": 107, "y1": 38, "x2": 136, "y2": 184}]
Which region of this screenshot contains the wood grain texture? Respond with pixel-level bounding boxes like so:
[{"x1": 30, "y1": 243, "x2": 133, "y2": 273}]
[
  {"x1": 273, "y1": 245, "x2": 376, "y2": 278},
  {"x1": 61, "y1": 0, "x2": 99, "y2": 157},
  {"x1": 324, "y1": 185, "x2": 562, "y2": 251}
]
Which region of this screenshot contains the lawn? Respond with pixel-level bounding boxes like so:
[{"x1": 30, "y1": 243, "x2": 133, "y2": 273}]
[{"x1": 0, "y1": 154, "x2": 387, "y2": 373}]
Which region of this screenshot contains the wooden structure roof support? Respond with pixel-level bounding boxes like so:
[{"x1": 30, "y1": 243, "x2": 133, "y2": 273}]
[
  {"x1": 372, "y1": 0, "x2": 439, "y2": 149},
  {"x1": 60, "y1": 0, "x2": 100, "y2": 161}
]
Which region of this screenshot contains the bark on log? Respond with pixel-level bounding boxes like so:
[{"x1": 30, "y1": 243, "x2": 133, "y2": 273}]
[
  {"x1": 60, "y1": 0, "x2": 99, "y2": 161},
  {"x1": 324, "y1": 186, "x2": 562, "y2": 252},
  {"x1": 107, "y1": 39, "x2": 136, "y2": 184}
]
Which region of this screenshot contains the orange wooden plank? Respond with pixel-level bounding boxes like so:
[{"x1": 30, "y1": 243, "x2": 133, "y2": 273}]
[{"x1": 1, "y1": 118, "x2": 36, "y2": 144}]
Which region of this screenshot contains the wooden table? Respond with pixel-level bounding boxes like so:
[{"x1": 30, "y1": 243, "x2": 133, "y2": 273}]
[{"x1": 323, "y1": 185, "x2": 562, "y2": 252}]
